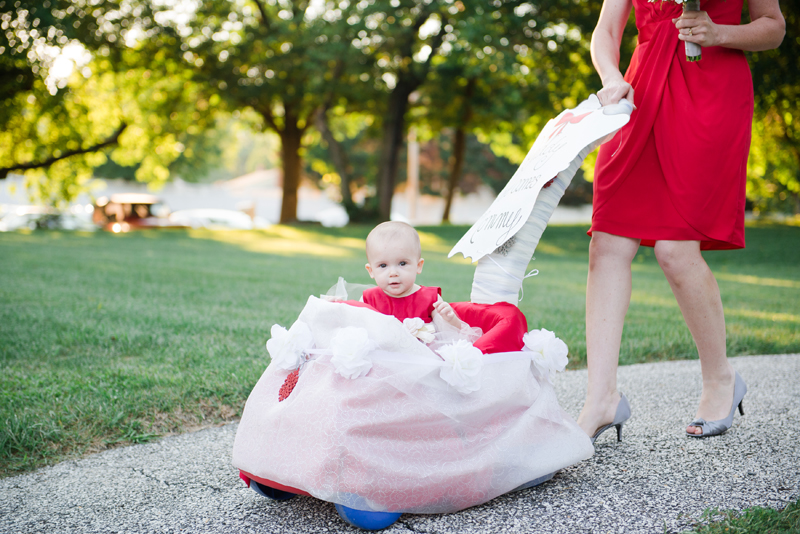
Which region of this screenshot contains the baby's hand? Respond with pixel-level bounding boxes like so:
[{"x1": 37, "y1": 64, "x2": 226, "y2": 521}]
[{"x1": 433, "y1": 295, "x2": 462, "y2": 329}]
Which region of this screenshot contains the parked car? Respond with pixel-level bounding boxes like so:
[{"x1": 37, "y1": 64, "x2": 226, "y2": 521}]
[
  {"x1": 0, "y1": 205, "x2": 96, "y2": 232},
  {"x1": 168, "y1": 208, "x2": 269, "y2": 230},
  {"x1": 92, "y1": 193, "x2": 173, "y2": 233}
]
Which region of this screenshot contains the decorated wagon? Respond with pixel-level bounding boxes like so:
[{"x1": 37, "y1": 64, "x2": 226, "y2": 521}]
[{"x1": 232, "y1": 96, "x2": 633, "y2": 530}]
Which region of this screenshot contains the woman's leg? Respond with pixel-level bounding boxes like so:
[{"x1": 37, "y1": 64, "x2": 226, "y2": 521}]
[
  {"x1": 577, "y1": 231, "x2": 640, "y2": 437},
  {"x1": 653, "y1": 240, "x2": 734, "y2": 435}
]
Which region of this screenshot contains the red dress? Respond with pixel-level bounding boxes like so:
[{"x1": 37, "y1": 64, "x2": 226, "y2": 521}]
[
  {"x1": 360, "y1": 286, "x2": 528, "y2": 354},
  {"x1": 590, "y1": 0, "x2": 753, "y2": 250},
  {"x1": 361, "y1": 286, "x2": 441, "y2": 323}
]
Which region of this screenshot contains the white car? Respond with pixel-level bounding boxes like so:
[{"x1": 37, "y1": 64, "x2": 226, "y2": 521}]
[
  {"x1": 0, "y1": 205, "x2": 96, "y2": 232},
  {"x1": 168, "y1": 209, "x2": 270, "y2": 230}
]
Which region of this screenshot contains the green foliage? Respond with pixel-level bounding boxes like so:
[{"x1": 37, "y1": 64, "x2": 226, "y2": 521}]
[
  {"x1": 304, "y1": 114, "x2": 381, "y2": 197},
  {"x1": 0, "y1": 76, "x2": 113, "y2": 205},
  {"x1": 217, "y1": 111, "x2": 282, "y2": 178},
  {"x1": 748, "y1": 6, "x2": 800, "y2": 215},
  {"x1": 0, "y1": 1, "x2": 236, "y2": 204},
  {"x1": 0, "y1": 0, "x2": 133, "y2": 107},
  {"x1": 408, "y1": 134, "x2": 520, "y2": 196},
  {"x1": 0, "y1": 60, "x2": 224, "y2": 205},
  {"x1": 1, "y1": 0, "x2": 797, "y2": 217},
  {"x1": 304, "y1": 128, "x2": 520, "y2": 199},
  {"x1": 93, "y1": 111, "x2": 280, "y2": 183},
  {"x1": 172, "y1": 0, "x2": 340, "y2": 126}
]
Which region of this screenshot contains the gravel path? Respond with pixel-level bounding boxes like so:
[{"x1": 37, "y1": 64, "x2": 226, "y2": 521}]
[{"x1": 2, "y1": 354, "x2": 798, "y2": 534}]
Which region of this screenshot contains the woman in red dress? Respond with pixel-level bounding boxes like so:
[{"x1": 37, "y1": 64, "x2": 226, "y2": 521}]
[{"x1": 578, "y1": 0, "x2": 784, "y2": 439}]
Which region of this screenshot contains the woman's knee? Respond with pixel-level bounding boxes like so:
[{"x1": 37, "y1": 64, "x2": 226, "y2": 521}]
[
  {"x1": 589, "y1": 232, "x2": 639, "y2": 265},
  {"x1": 654, "y1": 241, "x2": 702, "y2": 278}
]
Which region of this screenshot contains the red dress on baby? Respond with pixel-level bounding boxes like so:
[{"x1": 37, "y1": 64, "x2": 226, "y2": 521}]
[
  {"x1": 361, "y1": 286, "x2": 441, "y2": 323},
  {"x1": 361, "y1": 285, "x2": 527, "y2": 354}
]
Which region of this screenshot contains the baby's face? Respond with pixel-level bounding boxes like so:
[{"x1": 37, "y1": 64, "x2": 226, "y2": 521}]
[{"x1": 365, "y1": 235, "x2": 423, "y2": 298}]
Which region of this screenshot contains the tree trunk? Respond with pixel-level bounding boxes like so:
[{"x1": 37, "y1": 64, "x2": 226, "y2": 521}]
[
  {"x1": 279, "y1": 108, "x2": 303, "y2": 224},
  {"x1": 442, "y1": 78, "x2": 475, "y2": 223},
  {"x1": 314, "y1": 107, "x2": 355, "y2": 213},
  {"x1": 376, "y1": 82, "x2": 414, "y2": 222},
  {"x1": 372, "y1": 7, "x2": 445, "y2": 222},
  {"x1": 442, "y1": 126, "x2": 466, "y2": 223}
]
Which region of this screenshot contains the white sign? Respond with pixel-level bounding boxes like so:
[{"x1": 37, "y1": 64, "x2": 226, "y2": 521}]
[{"x1": 449, "y1": 95, "x2": 631, "y2": 262}]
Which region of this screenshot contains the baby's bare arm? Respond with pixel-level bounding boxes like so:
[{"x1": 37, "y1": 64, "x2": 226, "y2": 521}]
[{"x1": 433, "y1": 296, "x2": 463, "y2": 329}]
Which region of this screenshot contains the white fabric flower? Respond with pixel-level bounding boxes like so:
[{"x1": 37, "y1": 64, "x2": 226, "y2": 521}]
[
  {"x1": 266, "y1": 321, "x2": 314, "y2": 370},
  {"x1": 330, "y1": 327, "x2": 374, "y2": 379},
  {"x1": 436, "y1": 339, "x2": 483, "y2": 394},
  {"x1": 403, "y1": 317, "x2": 436, "y2": 344},
  {"x1": 523, "y1": 328, "x2": 568, "y2": 383}
]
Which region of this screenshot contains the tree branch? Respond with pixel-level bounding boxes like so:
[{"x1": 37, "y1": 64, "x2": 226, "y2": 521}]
[
  {"x1": 296, "y1": 0, "x2": 310, "y2": 21},
  {"x1": 0, "y1": 123, "x2": 127, "y2": 179},
  {"x1": 405, "y1": 8, "x2": 446, "y2": 84},
  {"x1": 322, "y1": 60, "x2": 345, "y2": 109},
  {"x1": 257, "y1": 103, "x2": 281, "y2": 133},
  {"x1": 422, "y1": 24, "x2": 446, "y2": 74},
  {"x1": 252, "y1": 0, "x2": 270, "y2": 31}
]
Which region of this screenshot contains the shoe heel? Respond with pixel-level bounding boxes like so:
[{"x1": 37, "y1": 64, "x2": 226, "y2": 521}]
[
  {"x1": 738, "y1": 401, "x2": 744, "y2": 416},
  {"x1": 615, "y1": 423, "x2": 623, "y2": 442}
]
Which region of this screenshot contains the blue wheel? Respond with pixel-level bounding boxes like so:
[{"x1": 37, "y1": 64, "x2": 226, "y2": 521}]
[
  {"x1": 512, "y1": 471, "x2": 556, "y2": 492},
  {"x1": 251, "y1": 481, "x2": 296, "y2": 501},
  {"x1": 335, "y1": 504, "x2": 402, "y2": 530}
]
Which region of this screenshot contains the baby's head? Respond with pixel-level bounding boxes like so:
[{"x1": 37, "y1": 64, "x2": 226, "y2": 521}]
[{"x1": 365, "y1": 221, "x2": 424, "y2": 298}]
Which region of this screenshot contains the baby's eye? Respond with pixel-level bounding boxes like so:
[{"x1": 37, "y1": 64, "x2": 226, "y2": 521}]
[
  {"x1": 400, "y1": 261, "x2": 407, "y2": 266},
  {"x1": 379, "y1": 263, "x2": 387, "y2": 268}
]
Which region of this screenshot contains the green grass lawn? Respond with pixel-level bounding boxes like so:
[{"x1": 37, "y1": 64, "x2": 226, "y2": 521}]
[
  {"x1": 688, "y1": 499, "x2": 800, "y2": 533},
  {"x1": 1, "y1": 223, "x2": 799, "y2": 477}
]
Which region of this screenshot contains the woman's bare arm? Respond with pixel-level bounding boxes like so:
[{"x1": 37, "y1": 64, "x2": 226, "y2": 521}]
[{"x1": 591, "y1": 0, "x2": 635, "y2": 105}]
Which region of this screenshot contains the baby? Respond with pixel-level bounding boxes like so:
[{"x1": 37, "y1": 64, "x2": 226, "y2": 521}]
[{"x1": 362, "y1": 221, "x2": 462, "y2": 329}]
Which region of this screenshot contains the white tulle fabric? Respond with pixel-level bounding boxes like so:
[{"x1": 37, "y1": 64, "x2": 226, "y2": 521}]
[{"x1": 232, "y1": 297, "x2": 594, "y2": 514}]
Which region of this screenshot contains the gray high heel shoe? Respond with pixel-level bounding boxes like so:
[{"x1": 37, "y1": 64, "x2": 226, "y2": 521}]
[
  {"x1": 686, "y1": 371, "x2": 747, "y2": 438},
  {"x1": 591, "y1": 393, "x2": 631, "y2": 444}
]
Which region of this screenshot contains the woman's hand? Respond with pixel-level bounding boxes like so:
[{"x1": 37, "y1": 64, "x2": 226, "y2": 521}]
[
  {"x1": 673, "y1": 10, "x2": 722, "y2": 48},
  {"x1": 433, "y1": 296, "x2": 462, "y2": 329},
  {"x1": 672, "y1": 0, "x2": 784, "y2": 52},
  {"x1": 597, "y1": 78, "x2": 635, "y2": 108}
]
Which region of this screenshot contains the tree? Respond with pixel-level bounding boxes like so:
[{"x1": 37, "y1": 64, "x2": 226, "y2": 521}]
[
  {"x1": 2, "y1": 0, "x2": 350, "y2": 217},
  {"x1": 319, "y1": 1, "x2": 601, "y2": 222},
  {"x1": 146, "y1": 0, "x2": 373, "y2": 223},
  {"x1": 313, "y1": 102, "x2": 360, "y2": 216},
  {"x1": 5, "y1": 0, "x2": 797, "y2": 219},
  {"x1": 748, "y1": 5, "x2": 800, "y2": 214},
  {"x1": 0, "y1": 0, "x2": 130, "y2": 195},
  {"x1": 0, "y1": 1, "x2": 225, "y2": 205},
  {"x1": 416, "y1": 1, "x2": 605, "y2": 222},
  {"x1": 289, "y1": 1, "x2": 454, "y2": 222},
  {"x1": 360, "y1": 2, "x2": 448, "y2": 221}
]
